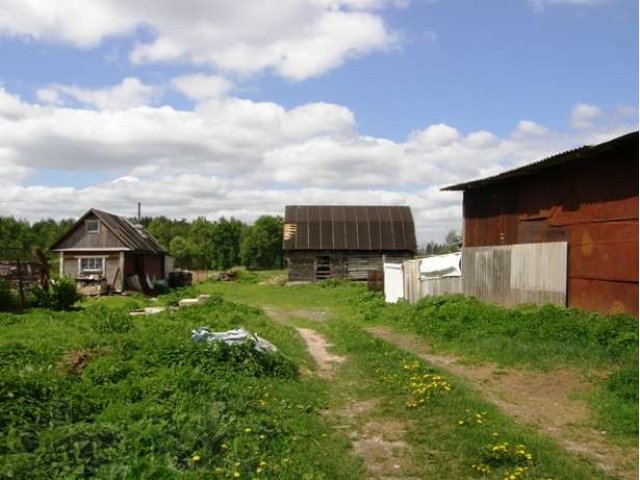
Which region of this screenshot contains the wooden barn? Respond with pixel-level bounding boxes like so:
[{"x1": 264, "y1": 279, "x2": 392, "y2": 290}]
[
  {"x1": 442, "y1": 131, "x2": 638, "y2": 317},
  {"x1": 50, "y1": 208, "x2": 170, "y2": 294},
  {"x1": 283, "y1": 205, "x2": 417, "y2": 282}
]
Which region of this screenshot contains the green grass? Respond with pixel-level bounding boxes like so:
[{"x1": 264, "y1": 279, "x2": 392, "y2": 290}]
[
  {"x1": 1, "y1": 275, "x2": 636, "y2": 478},
  {"x1": 362, "y1": 293, "x2": 638, "y2": 440},
  {"x1": 368, "y1": 295, "x2": 638, "y2": 369},
  {"x1": 0, "y1": 296, "x2": 362, "y2": 479}
]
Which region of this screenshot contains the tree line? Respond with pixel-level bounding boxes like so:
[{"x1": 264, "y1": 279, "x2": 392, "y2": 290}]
[
  {"x1": 0, "y1": 214, "x2": 285, "y2": 271},
  {"x1": 141, "y1": 215, "x2": 285, "y2": 270}
]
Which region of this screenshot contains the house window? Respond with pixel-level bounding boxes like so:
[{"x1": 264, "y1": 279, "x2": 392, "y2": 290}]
[
  {"x1": 80, "y1": 257, "x2": 103, "y2": 274},
  {"x1": 85, "y1": 220, "x2": 100, "y2": 233}
]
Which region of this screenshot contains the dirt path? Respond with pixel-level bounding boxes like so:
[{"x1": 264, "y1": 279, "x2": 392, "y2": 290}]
[
  {"x1": 263, "y1": 307, "x2": 417, "y2": 478},
  {"x1": 296, "y1": 328, "x2": 345, "y2": 378},
  {"x1": 367, "y1": 326, "x2": 638, "y2": 480}
]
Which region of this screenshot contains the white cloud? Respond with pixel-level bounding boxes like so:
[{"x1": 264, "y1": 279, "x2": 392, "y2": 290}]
[
  {"x1": 172, "y1": 74, "x2": 233, "y2": 101},
  {"x1": 570, "y1": 103, "x2": 603, "y2": 130},
  {"x1": 410, "y1": 123, "x2": 461, "y2": 148},
  {"x1": 36, "y1": 77, "x2": 160, "y2": 110},
  {"x1": 0, "y1": 0, "x2": 400, "y2": 80},
  {"x1": 0, "y1": 85, "x2": 636, "y2": 242}
]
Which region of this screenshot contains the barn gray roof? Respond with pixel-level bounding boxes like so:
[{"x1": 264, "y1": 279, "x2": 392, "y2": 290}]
[
  {"x1": 283, "y1": 205, "x2": 416, "y2": 252},
  {"x1": 50, "y1": 208, "x2": 166, "y2": 254}
]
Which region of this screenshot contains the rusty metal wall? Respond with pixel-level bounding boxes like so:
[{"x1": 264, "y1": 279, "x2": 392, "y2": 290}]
[{"x1": 460, "y1": 142, "x2": 638, "y2": 316}]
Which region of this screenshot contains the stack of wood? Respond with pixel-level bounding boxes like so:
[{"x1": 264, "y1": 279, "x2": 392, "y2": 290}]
[{"x1": 216, "y1": 270, "x2": 238, "y2": 282}]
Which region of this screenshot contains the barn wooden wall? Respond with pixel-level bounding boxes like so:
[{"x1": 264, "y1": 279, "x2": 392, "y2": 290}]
[{"x1": 288, "y1": 251, "x2": 412, "y2": 282}]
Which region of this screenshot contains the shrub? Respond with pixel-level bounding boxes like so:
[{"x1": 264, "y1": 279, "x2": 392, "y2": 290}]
[
  {"x1": 31, "y1": 277, "x2": 82, "y2": 311},
  {"x1": 0, "y1": 279, "x2": 13, "y2": 311}
]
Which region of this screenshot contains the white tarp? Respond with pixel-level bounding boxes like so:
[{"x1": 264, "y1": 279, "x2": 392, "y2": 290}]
[
  {"x1": 384, "y1": 262, "x2": 405, "y2": 303},
  {"x1": 419, "y1": 252, "x2": 462, "y2": 280},
  {"x1": 191, "y1": 327, "x2": 278, "y2": 353}
]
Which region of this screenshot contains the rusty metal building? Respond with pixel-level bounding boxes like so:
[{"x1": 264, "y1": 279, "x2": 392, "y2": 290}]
[
  {"x1": 51, "y1": 208, "x2": 169, "y2": 294},
  {"x1": 443, "y1": 131, "x2": 638, "y2": 317},
  {"x1": 283, "y1": 205, "x2": 417, "y2": 282}
]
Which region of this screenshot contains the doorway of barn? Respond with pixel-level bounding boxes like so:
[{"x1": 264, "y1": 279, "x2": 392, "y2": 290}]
[{"x1": 315, "y1": 256, "x2": 331, "y2": 280}]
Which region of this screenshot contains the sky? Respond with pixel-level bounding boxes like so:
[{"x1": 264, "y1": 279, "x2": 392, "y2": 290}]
[{"x1": 0, "y1": 0, "x2": 637, "y2": 244}]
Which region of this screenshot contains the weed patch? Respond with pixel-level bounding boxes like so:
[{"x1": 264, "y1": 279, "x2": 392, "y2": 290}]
[{"x1": 0, "y1": 296, "x2": 360, "y2": 479}]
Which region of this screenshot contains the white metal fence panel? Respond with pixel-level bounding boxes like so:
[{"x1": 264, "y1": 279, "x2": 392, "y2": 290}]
[{"x1": 383, "y1": 263, "x2": 405, "y2": 303}]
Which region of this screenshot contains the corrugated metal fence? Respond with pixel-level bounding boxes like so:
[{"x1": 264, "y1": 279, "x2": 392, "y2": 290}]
[{"x1": 401, "y1": 242, "x2": 567, "y2": 307}]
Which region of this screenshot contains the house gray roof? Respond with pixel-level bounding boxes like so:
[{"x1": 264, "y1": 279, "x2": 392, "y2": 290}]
[
  {"x1": 50, "y1": 208, "x2": 166, "y2": 254},
  {"x1": 442, "y1": 131, "x2": 638, "y2": 191},
  {"x1": 283, "y1": 205, "x2": 416, "y2": 252}
]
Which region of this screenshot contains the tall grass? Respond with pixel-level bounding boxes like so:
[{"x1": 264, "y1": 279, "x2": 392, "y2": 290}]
[{"x1": 0, "y1": 297, "x2": 361, "y2": 479}]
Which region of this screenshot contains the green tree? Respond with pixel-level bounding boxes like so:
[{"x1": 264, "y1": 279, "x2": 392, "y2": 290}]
[
  {"x1": 211, "y1": 217, "x2": 245, "y2": 269},
  {"x1": 188, "y1": 217, "x2": 216, "y2": 269},
  {"x1": 445, "y1": 229, "x2": 462, "y2": 249},
  {"x1": 240, "y1": 215, "x2": 285, "y2": 270},
  {"x1": 169, "y1": 236, "x2": 191, "y2": 268},
  {"x1": 0, "y1": 217, "x2": 34, "y2": 258}
]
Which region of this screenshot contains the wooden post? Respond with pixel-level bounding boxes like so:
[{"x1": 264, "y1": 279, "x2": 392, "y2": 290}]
[{"x1": 16, "y1": 259, "x2": 25, "y2": 308}]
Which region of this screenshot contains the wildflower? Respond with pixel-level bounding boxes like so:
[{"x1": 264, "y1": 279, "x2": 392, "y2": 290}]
[
  {"x1": 233, "y1": 472, "x2": 240, "y2": 478},
  {"x1": 191, "y1": 454, "x2": 201, "y2": 462},
  {"x1": 245, "y1": 428, "x2": 252, "y2": 433}
]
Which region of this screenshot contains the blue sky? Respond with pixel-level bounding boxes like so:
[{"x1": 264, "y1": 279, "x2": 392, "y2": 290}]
[{"x1": 0, "y1": 0, "x2": 637, "y2": 242}]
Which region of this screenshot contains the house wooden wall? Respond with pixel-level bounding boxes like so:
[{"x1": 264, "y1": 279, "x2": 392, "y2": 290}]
[
  {"x1": 61, "y1": 252, "x2": 122, "y2": 290},
  {"x1": 55, "y1": 212, "x2": 127, "y2": 250},
  {"x1": 461, "y1": 146, "x2": 638, "y2": 317}
]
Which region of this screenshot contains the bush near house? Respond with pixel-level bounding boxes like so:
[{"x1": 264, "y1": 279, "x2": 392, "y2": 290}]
[{"x1": 30, "y1": 277, "x2": 83, "y2": 311}]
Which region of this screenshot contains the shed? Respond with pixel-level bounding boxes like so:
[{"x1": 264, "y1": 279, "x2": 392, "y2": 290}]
[
  {"x1": 442, "y1": 131, "x2": 638, "y2": 317},
  {"x1": 283, "y1": 205, "x2": 417, "y2": 282},
  {"x1": 50, "y1": 208, "x2": 170, "y2": 294}
]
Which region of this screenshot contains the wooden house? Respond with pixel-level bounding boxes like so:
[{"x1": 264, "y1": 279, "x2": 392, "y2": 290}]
[
  {"x1": 50, "y1": 208, "x2": 169, "y2": 294},
  {"x1": 442, "y1": 131, "x2": 638, "y2": 317},
  {"x1": 283, "y1": 205, "x2": 417, "y2": 282}
]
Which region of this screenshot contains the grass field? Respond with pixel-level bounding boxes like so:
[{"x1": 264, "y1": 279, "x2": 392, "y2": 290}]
[{"x1": 1, "y1": 272, "x2": 637, "y2": 479}]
